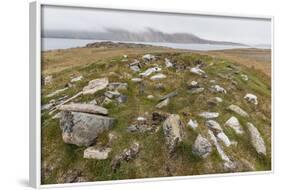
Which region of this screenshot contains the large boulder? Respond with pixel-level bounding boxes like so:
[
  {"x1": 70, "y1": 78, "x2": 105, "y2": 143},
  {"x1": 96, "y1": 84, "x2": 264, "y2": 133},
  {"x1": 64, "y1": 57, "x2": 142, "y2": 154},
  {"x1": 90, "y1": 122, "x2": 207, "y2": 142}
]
[
  {"x1": 247, "y1": 122, "x2": 266, "y2": 156},
  {"x1": 192, "y1": 134, "x2": 212, "y2": 158},
  {"x1": 60, "y1": 111, "x2": 116, "y2": 147},
  {"x1": 162, "y1": 114, "x2": 184, "y2": 154}
]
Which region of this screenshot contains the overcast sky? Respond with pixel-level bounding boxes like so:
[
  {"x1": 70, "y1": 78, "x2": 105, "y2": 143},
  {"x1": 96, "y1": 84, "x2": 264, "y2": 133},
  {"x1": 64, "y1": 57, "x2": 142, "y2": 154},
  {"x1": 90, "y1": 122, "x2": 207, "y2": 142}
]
[{"x1": 42, "y1": 5, "x2": 271, "y2": 45}]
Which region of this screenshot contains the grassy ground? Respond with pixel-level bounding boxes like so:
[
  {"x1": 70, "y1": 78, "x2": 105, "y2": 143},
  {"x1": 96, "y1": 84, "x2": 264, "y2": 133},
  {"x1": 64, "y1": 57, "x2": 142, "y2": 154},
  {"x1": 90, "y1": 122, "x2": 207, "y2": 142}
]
[{"x1": 41, "y1": 47, "x2": 271, "y2": 184}]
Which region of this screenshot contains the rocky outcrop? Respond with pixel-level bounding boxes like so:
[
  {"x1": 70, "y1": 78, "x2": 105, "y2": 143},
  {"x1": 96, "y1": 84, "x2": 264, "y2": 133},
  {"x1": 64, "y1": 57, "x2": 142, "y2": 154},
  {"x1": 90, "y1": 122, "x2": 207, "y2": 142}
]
[
  {"x1": 60, "y1": 111, "x2": 116, "y2": 147},
  {"x1": 162, "y1": 114, "x2": 184, "y2": 154},
  {"x1": 192, "y1": 134, "x2": 212, "y2": 158},
  {"x1": 247, "y1": 122, "x2": 266, "y2": 156}
]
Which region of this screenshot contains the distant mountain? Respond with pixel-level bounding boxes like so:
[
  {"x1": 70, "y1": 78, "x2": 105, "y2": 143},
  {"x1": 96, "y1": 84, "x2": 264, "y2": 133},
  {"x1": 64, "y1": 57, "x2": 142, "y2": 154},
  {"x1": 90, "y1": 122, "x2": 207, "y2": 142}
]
[{"x1": 42, "y1": 28, "x2": 247, "y2": 46}]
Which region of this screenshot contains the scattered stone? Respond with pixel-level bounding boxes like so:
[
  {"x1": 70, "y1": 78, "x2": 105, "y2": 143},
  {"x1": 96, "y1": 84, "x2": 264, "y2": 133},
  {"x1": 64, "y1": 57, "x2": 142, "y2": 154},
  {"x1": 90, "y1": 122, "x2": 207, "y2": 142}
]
[
  {"x1": 83, "y1": 78, "x2": 109, "y2": 95},
  {"x1": 247, "y1": 122, "x2": 266, "y2": 156},
  {"x1": 189, "y1": 87, "x2": 204, "y2": 94},
  {"x1": 116, "y1": 95, "x2": 128, "y2": 103},
  {"x1": 111, "y1": 142, "x2": 140, "y2": 172},
  {"x1": 215, "y1": 97, "x2": 223, "y2": 102},
  {"x1": 241, "y1": 74, "x2": 249, "y2": 81},
  {"x1": 123, "y1": 55, "x2": 128, "y2": 59},
  {"x1": 210, "y1": 85, "x2": 227, "y2": 94},
  {"x1": 187, "y1": 119, "x2": 198, "y2": 129},
  {"x1": 156, "y1": 98, "x2": 170, "y2": 109},
  {"x1": 199, "y1": 112, "x2": 219, "y2": 119},
  {"x1": 205, "y1": 120, "x2": 222, "y2": 133},
  {"x1": 216, "y1": 132, "x2": 232, "y2": 147},
  {"x1": 131, "y1": 78, "x2": 142, "y2": 83},
  {"x1": 190, "y1": 67, "x2": 205, "y2": 76},
  {"x1": 189, "y1": 81, "x2": 199, "y2": 88},
  {"x1": 147, "y1": 95, "x2": 154, "y2": 99},
  {"x1": 162, "y1": 114, "x2": 184, "y2": 155},
  {"x1": 104, "y1": 91, "x2": 121, "y2": 99},
  {"x1": 83, "y1": 147, "x2": 112, "y2": 160},
  {"x1": 192, "y1": 134, "x2": 212, "y2": 158},
  {"x1": 165, "y1": 58, "x2": 174, "y2": 67},
  {"x1": 60, "y1": 111, "x2": 116, "y2": 147},
  {"x1": 70, "y1": 75, "x2": 83, "y2": 83},
  {"x1": 59, "y1": 103, "x2": 108, "y2": 115},
  {"x1": 159, "y1": 91, "x2": 178, "y2": 101},
  {"x1": 43, "y1": 75, "x2": 53, "y2": 85},
  {"x1": 244, "y1": 93, "x2": 258, "y2": 105},
  {"x1": 108, "y1": 82, "x2": 128, "y2": 91},
  {"x1": 150, "y1": 73, "x2": 167, "y2": 80},
  {"x1": 46, "y1": 87, "x2": 68, "y2": 98},
  {"x1": 142, "y1": 54, "x2": 156, "y2": 61},
  {"x1": 228, "y1": 104, "x2": 249, "y2": 117},
  {"x1": 208, "y1": 130, "x2": 230, "y2": 162},
  {"x1": 139, "y1": 67, "x2": 161, "y2": 77},
  {"x1": 225, "y1": 116, "x2": 244, "y2": 134}
]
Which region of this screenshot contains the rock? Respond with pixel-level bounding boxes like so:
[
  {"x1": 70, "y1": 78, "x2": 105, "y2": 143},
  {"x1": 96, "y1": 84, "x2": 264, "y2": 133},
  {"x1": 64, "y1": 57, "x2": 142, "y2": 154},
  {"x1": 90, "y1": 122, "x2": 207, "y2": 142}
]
[
  {"x1": 228, "y1": 104, "x2": 249, "y2": 117},
  {"x1": 150, "y1": 73, "x2": 167, "y2": 80},
  {"x1": 83, "y1": 78, "x2": 109, "y2": 95},
  {"x1": 116, "y1": 95, "x2": 128, "y2": 103},
  {"x1": 70, "y1": 75, "x2": 83, "y2": 83},
  {"x1": 189, "y1": 81, "x2": 199, "y2": 88},
  {"x1": 59, "y1": 103, "x2": 108, "y2": 115},
  {"x1": 165, "y1": 58, "x2": 174, "y2": 67},
  {"x1": 147, "y1": 95, "x2": 154, "y2": 99},
  {"x1": 192, "y1": 134, "x2": 212, "y2": 158},
  {"x1": 46, "y1": 87, "x2": 68, "y2": 98},
  {"x1": 205, "y1": 120, "x2": 222, "y2": 133},
  {"x1": 247, "y1": 122, "x2": 266, "y2": 156},
  {"x1": 104, "y1": 91, "x2": 121, "y2": 99},
  {"x1": 52, "y1": 112, "x2": 62, "y2": 119},
  {"x1": 43, "y1": 75, "x2": 53, "y2": 85},
  {"x1": 216, "y1": 132, "x2": 232, "y2": 147},
  {"x1": 139, "y1": 67, "x2": 161, "y2": 77},
  {"x1": 111, "y1": 142, "x2": 140, "y2": 172},
  {"x1": 199, "y1": 112, "x2": 219, "y2": 119},
  {"x1": 190, "y1": 67, "x2": 205, "y2": 76},
  {"x1": 130, "y1": 65, "x2": 141, "y2": 72},
  {"x1": 159, "y1": 91, "x2": 178, "y2": 101},
  {"x1": 123, "y1": 55, "x2": 128, "y2": 59},
  {"x1": 107, "y1": 132, "x2": 118, "y2": 146},
  {"x1": 131, "y1": 78, "x2": 142, "y2": 83},
  {"x1": 224, "y1": 116, "x2": 244, "y2": 134},
  {"x1": 108, "y1": 82, "x2": 128, "y2": 91},
  {"x1": 83, "y1": 147, "x2": 112, "y2": 160},
  {"x1": 42, "y1": 102, "x2": 55, "y2": 111},
  {"x1": 60, "y1": 111, "x2": 116, "y2": 147},
  {"x1": 215, "y1": 97, "x2": 223, "y2": 102},
  {"x1": 241, "y1": 74, "x2": 249, "y2": 81},
  {"x1": 210, "y1": 85, "x2": 227, "y2": 94},
  {"x1": 187, "y1": 119, "x2": 198, "y2": 129},
  {"x1": 142, "y1": 54, "x2": 156, "y2": 61},
  {"x1": 244, "y1": 93, "x2": 258, "y2": 105},
  {"x1": 152, "y1": 111, "x2": 170, "y2": 125},
  {"x1": 162, "y1": 114, "x2": 184, "y2": 154},
  {"x1": 189, "y1": 87, "x2": 204, "y2": 94},
  {"x1": 89, "y1": 99, "x2": 97, "y2": 105},
  {"x1": 156, "y1": 98, "x2": 170, "y2": 109}
]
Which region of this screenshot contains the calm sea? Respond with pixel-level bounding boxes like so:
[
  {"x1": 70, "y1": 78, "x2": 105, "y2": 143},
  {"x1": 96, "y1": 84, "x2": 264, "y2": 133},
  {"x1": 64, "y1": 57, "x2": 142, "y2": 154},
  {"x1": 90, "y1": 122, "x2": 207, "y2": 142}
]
[{"x1": 42, "y1": 37, "x2": 270, "y2": 51}]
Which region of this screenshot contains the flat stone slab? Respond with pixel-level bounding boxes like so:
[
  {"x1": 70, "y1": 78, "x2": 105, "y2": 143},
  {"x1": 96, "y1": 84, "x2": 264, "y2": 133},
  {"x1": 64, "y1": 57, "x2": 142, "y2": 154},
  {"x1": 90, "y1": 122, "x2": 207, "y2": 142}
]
[
  {"x1": 59, "y1": 103, "x2": 108, "y2": 115},
  {"x1": 84, "y1": 147, "x2": 112, "y2": 160},
  {"x1": 83, "y1": 78, "x2": 109, "y2": 95},
  {"x1": 228, "y1": 104, "x2": 249, "y2": 117}
]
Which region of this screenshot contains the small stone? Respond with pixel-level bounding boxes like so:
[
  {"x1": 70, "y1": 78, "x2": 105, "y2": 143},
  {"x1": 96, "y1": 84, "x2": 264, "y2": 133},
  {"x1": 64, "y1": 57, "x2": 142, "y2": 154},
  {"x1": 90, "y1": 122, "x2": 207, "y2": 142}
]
[
  {"x1": 159, "y1": 91, "x2": 178, "y2": 101},
  {"x1": 83, "y1": 147, "x2": 112, "y2": 160},
  {"x1": 142, "y1": 54, "x2": 156, "y2": 61},
  {"x1": 104, "y1": 91, "x2": 121, "y2": 99},
  {"x1": 215, "y1": 97, "x2": 223, "y2": 102},
  {"x1": 190, "y1": 67, "x2": 205, "y2": 76},
  {"x1": 247, "y1": 122, "x2": 266, "y2": 156},
  {"x1": 150, "y1": 73, "x2": 167, "y2": 80},
  {"x1": 189, "y1": 87, "x2": 204, "y2": 94},
  {"x1": 147, "y1": 95, "x2": 154, "y2": 99},
  {"x1": 108, "y1": 82, "x2": 128, "y2": 91},
  {"x1": 216, "y1": 132, "x2": 232, "y2": 147},
  {"x1": 70, "y1": 75, "x2": 83, "y2": 83},
  {"x1": 165, "y1": 58, "x2": 174, "y2": 67},
  {"x1": 241, "y1": 74, "x2": 249, "y2": 81},
  {"x1": 244, "y1": 93, "x2": 258, "y2": 105},
  {"x1": 224, "y1": 116, "x2": 244, "y2": 134},
  {"x1": 205, "y1": 120, "x2": 222, "y2": 133},
  {"x1": 228, "y1": 104, "x2": 249, "y2": 117},
  {"x1": 199, "y1": 112, "x2": 219, "y2": 119},
  {"x1": 131, "y1": 78, "x2": 142, "y2": 83},
  {"x1": 192, "y1": 134, "x2": 212, "y2": 158},
  {"x1": 210, "y1": 85, "x2": 227, "y2": 94},
  {"x1": 187, "y1": 119, "x2": 198, "y2": 129},
  {"x1": 43, "y1": 75, "x2": 53, "y2": 85},
  {"x1": 156, "y1": 98, "x2": 170, "y2": 109},
  {"x1": 139, "y1": 67, "x2": 161, "y2": 77}
]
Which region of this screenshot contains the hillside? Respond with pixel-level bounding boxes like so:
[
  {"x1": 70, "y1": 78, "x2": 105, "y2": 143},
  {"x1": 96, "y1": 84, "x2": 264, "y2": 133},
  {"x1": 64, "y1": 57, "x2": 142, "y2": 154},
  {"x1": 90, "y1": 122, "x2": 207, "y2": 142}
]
[{"x1": 41, "y1": 44, "x2": 271, "y2": 184}]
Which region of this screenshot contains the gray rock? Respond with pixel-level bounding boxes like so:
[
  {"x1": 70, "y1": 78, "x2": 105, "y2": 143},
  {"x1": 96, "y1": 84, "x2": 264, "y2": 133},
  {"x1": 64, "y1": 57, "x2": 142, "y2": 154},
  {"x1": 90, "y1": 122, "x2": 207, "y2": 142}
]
[
  {"x1": 84, "y1": 147, "x2": 112, "y2": 160},
  {"x1": 187, "y1": 119, "x2": 198, "y2": 129},
  {"x1": 142, "y1": 54, "x2": 156, "y2": 61},
  {"x1": 139, "y1": 67, "x2": 161, "y2": 77},
  {"x1": 228, "y1": 104, "x2": 249, "y2": 117},
  {"x1": 247, "y1": 122, "x2": 266, "y2": 156},
  {"x1": 224, "y1": 116, "x2": 244, "y2": 134},
  {"x1": 189, "y1": 87, "x2": 204, "y2": 94},
  {"x1": 131, "y1": 78, "x2": 142, "y2": 83},
  {"x1": 70, "y1": 75, "x2": 83, "y2": 83},
  {"x1": 190, "y1": 67, "x2": 205, "y2": 76},
  {"x1": 244, "y1": 93, "x2": 258, "y2": 105},
  {"x1": 104, "y1": 91, "x2": 121, "y2": 99},
  {"x1": 163, "y1": 114, "x2": 184, "y2": 154},
  {"x1": 199, "y1": 112, "x2": 219, "y2": 119},
  {"x1": 150, "y1": 73, "x2": 167, "y2": 80},
  {"x1": 43, "y1": 75, "x2": 53, "y2": 85},
  {"x1": 241, "y1": 74, "x2": 249, "y2": 81},
  {"x1": 192, "y1": 134, "x2": 212, "y2": 158},
  {"x1": 108, "y1": 82, "x2": 128, "y2": 91},
  {"x1": 205, "y1": 120, "x2": 222, "y2": 133},
  {"x1": 111, "y1": 142, "x2": 140, "y2": 172},
  {"x1": 165, "y1": 58, "x2": 174, "y2": 67},
  {"x1": 46, "y1": 87, "x2": 68, "y2": 98},
  {"x1": 159, "y1": 91, "x2": 178, "y2": 101},
  {"x1": 83, "y1": 78, "x2": 109, "y2": 95},
  {"x1": 59, "y1": 103, "x2": 108, "y2": 115},
  {"x1": 60, "y1": 111, "x2": 116, "y2": 147},
  {"x1": 156, "y1": 98, "x2": 170, "y2": 109},
  {"x1": 130, "y1": 65, "x2": 141, "y2": 72},
  {"x1": 210, "y1": 85, "x2": 227, "y2": 94}
]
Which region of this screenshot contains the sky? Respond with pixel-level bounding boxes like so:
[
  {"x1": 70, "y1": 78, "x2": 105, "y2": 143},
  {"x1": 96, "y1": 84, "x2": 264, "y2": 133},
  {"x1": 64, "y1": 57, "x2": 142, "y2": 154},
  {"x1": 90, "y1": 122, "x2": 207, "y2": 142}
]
[{"x1": 42, "y1": 5, "x2": 271, "y2": 45}]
